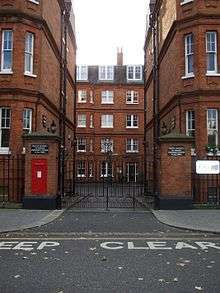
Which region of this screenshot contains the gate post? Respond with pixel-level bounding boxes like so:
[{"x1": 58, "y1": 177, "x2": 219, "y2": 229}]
[
  {"x1": 22, "y1": 132, "x2": 61, "y2": 210},
  {"x1": 158, "y1": 132, "x2": 194, "y2": 209}
]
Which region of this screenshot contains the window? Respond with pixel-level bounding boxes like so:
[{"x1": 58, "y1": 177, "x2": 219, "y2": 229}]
[
  {"x1": 206, "y1": 32, "x2": 218, "y2": 74},
  {"x1": 126, "y1": 91, "x2": 139, "y2": 104},
  {"x1": 78, "y1": 90, "x2": 87, "y2": 103},
  {"x1": 77, "y1": 161, "x2": 86, "y2": 177},
  {"x1": 126, "y1": 139, "x2": 139, "y2": 153},
  {"x1": 207, "y1": 109, "x2": 218, "y2": 146},
  {"x1": 186, "y1": 110, "x2": 195, "y2": 137},
  {"x1": 101, "y1": 161, "x2": 112, "y2": 177},
  {"x1": 1, "y1": 30, "x2": 13, "y2": 73},
  {"x1": 101, "y1": 115, "x2": 113, "y2": 128},
  {"x1": 101, "y1": 91, "x2": 114, "y2": 104},
  {"x1": 77, "y1": 114, "x2": 86, "y2": 128},
  {"x1": 77, "y1": 65, "x2": 88, "y2": 80},
  {"x1": 24, "y1": 32, "x2": 34, "y2": 75},
  {"x1": 127, "y1": 65, "x2": 142, "y2": 80},
  {"x1": 77, "y1": 138, "x2": 86, "y2": 152},
  {"x1": 184, "y1": 34, "x2": 194, "y2": 77},
  {"x1": 126, "y1": 115, "x2": 138, "y2": 128},
  {"x1": 99, "y1": 66, "x2": 114, "y2": 80},
  {"x1": 23, "y1": 108, "x2": 32, "y2": 134},
  {"x1": 0, "y1": 108, "x2": 11, "y2": 150},
  {"x1": 89, "y1": 162, "x2": 93, "y2": 177},
  {"x1": 101, "y1": 138, "x2": 113, "y2": 153}
]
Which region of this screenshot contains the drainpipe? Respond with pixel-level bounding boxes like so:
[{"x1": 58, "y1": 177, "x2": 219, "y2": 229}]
[
  {"x1": 72, "y1": 57, "x2": 77, "y2": 196},
  {"x1": 151, "y1": 12, "x2": 160, "y2": 208},
  {"x1": 59, "y1": 3, "x2": 70, "y2": 206}
]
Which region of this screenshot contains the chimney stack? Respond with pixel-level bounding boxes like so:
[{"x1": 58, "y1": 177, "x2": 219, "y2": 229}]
[{"x1": 117, "y1": 47, "x2": 123, "y2": 66}]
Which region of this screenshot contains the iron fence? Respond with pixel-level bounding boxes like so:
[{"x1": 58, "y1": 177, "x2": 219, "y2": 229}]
[
  {"x1": 0, "y1": 155, "x2": 25, "y2": 203},
  {"x1": 192, "y1": 155, "x2": 220, "y2": 205}
]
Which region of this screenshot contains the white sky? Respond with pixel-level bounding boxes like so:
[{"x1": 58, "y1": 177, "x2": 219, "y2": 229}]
[{"x1": 74, "y1": 0, "x2": 149, "y2": 66}]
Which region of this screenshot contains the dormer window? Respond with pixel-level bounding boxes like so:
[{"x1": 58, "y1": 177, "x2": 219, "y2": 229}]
[
  {"x1": 77, "y1": 65, "x2": 88, "y2": 81},
  {"x1": 127, "y1": 65, "x2": 142, "y2": 81},
  {"x1": 99, "y1": 66, "x2": 114, "y2": 80}
]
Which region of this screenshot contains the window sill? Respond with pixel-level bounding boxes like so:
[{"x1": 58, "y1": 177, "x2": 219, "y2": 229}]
[
  {"x1": 77, "y1": 175, "x2": 86, "y2": 178},
  {"x1": 206, "y1": 73, "x2": 220, "y2": 77},
  {"x1": 77, "y1": 126, "x2": 86, "y2": 128},
  {"x1": 101, "y1": 102, "x2": 114, "y2": 105},
  {"x1": 28, "y1": 0, "x2": 39, "y2": 4},
  {"x1": 126, "y1": 102, "x2": 139, "y2": 105},
  {"x1": 207, "y1": 152, "x2": 220, "y2": 156},
  {"x1": 77, "y1": 150, "x2": 86, "y2": 153},
  {"x1": 0, "y1": 71, "x2": 13, "y2": 75},
  {"x1": 126, "y1": 151, "x2": 139, "y2": 153},
  {"x1": 101, "y1": 126, "x2": 113, "y2": 129},
  {"x1": 126, "y1": 127, "x2": 139, "y2": 129},
  {"x1": 0, "y1": 149, "x2": 11, "y2": 155},
  {"x1": 181, "y1": 74, "x2": 195, "y2": 80},
  {"x1": 180, "y1": 0, "x2": 193, "y2": 6},
  {"x1": 24, "y1": 72, "x2": 37, "y2": 78}
]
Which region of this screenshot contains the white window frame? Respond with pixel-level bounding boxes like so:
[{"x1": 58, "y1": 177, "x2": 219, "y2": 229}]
[
  {"x1": 101, "y1": 161, "x2": 113, "y2": 178},
  {"x1": 126, "y1": 91, "x2": 139, "y2": 104},
  {"x1": 101, "y1": 91, "x2": 114, "y2": 104},
  {"x1": 99, "y1": 66, "x2": 114, "y2": 81},
  {"x1": 207, "y1": 109, "x2": 218, "y2": 146},
  {"x1": 77, "y1": 114, "x2": 86, "y2": 128},
  {"x1": 186, "y1": 110, "x2": 195, "y2": 137},
  {"x1": 126, "y1": 139, "x2": 139, "y2": 153},
  {"x1": 23, "y1": 108, "x2": 32, "y2": 134},
  {"x1": 127, "y1": 65, "x2": 142, "y2": 81},
  {"x1": 77, "y1": 138, "x2": 86, "y2": 153},
  {"x1": 0, "y1": 108, "x2": 11, "y2": 153},
  {"x1": 78, "y1": 90, "x2": 87, "y2": 103},
  {"x1": 101, "y1": 114, "x2": 113, "y2": 128},
  {"x1": 101, "y1": 138, "x2": 113, "y2": 153},
  {"x1": 1, "y1": 30, "x2": 13, "y2": 74},
  {"x1": 77, "y1": 161, "x2": 86, "y2": 177},
  {"x1": 77, "y1": 65, "x2": 88, "y2": 81},
  {"x1": 184, "y1": 34, "x2": 194, "y2": 78},
  {"x1": 206, "y1": 32, "x2": 218, "y2": 75},
  {"x1": 24, "y1": 32, "x2": 35, "y2": 76},
  {"x1": 126, "y1": 115, "x2": 138, "y2": 128}
]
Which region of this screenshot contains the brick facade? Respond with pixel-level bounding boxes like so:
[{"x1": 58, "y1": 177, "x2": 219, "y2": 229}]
[
  {"x1": 0, "y1": 0, "x2": 76, "y2": 155},
  {"x1": 76, "y1": 59, "x2": 144, "y2": 181},
  {"x1": 145, "y1": 0, "x2": 220, "y2": 155}
]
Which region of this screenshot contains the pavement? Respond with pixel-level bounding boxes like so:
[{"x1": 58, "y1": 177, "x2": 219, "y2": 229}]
[
  {"x1": 0, "y1": 209, "x2": 64, "y2": 233},
  {"x1": 0, "y1": 208, "x2": 219, "y2": 234}
]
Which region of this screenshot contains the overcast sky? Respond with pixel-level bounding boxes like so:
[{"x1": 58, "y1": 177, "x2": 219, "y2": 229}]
[{"x1": 74, "y1": 0, "x2": 149, "y2": 66}]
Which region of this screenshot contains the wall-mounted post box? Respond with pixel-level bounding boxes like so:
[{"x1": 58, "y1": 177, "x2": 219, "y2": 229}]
[{"x1": 31, "y1": 159, "x2": 47, "y2": 194}]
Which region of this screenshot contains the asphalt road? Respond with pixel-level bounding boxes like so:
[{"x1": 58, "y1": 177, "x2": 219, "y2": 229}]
[{"x1": 0, "y1": 210, "x2": 219, "y2": 293}]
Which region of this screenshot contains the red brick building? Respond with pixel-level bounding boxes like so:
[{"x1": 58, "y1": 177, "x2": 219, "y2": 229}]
[
  {"x1": 144, "y1": 0, "x2": 220, "y2": 205},
  {"x1": 0, "y1": 0, "x2": 76, "y2": 203},
  {"x1": 76, "y1": 53, "x2": 144, "y2": 182},
  {"x1": 0, "y1": 0, "x2": 76, "y2": 155}
]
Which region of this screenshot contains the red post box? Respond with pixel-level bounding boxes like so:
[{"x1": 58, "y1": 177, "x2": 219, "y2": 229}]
[{"x1": 31, "y1": 159, "x2": 47, "y2": 194}]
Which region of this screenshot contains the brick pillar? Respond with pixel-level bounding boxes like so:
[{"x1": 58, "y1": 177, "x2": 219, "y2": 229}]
[
  {"x1": 158, "y1": 132, "x2": 194, "y2": 209},
  {"x1": 23, "y1": 132, "x2": 61, "y2": 210}
]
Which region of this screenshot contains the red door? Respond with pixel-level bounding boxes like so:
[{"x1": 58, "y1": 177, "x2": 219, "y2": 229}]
[{"x1": 31, "y1": 159, "x2": 47, "y2": 194}]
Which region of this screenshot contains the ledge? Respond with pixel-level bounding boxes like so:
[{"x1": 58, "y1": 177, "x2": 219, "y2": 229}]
[
  {"x1": 159, "y1": 131, "x2": 195, "y2": 143},
  {"x1": 23, "y1": 132, "x2": 61, "y2": 141}
]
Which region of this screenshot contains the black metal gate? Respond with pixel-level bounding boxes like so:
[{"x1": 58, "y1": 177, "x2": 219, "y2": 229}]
[{"x1": 64, "y1": 155, "x2": 151, "y2": 209}]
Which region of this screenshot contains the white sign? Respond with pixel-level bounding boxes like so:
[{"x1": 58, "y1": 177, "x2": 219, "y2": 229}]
[
  {"x1": 100, "y1": 241, "x2": 220, "y2": 250},
  {"x1": 37, "y1": 171, "x2": 42, "y2": 178},
  {"x1": 196, "y1": 160, "x2": 220, "y2": 175}
]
